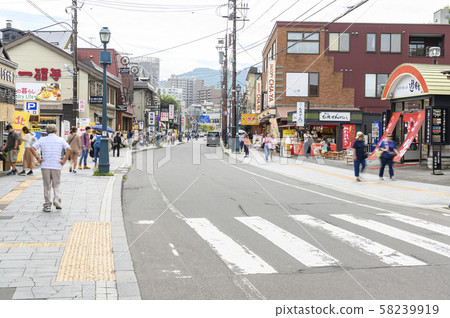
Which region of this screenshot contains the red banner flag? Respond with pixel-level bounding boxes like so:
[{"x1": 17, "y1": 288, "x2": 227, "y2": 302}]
[
  {"x1": 368, "y1": 112, "x2": 401, "y2": 160},
  {"x1": 342, "y1": 124, "x2": 356, "y2": 149},
  {"x1": 393, "y1": 110, "x2": 425, "y2": 162}
]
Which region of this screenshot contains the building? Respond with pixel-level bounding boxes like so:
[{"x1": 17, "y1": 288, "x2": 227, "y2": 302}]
[
  {"x1": 130, "y1": 56, "x2": 160, "y2": 88},
  {"x1": 165, "y1": 75, "x2": 204, "y2": 107},
  {"x1": 133, "y1": 80, "x2": 156, "y2": 131},
  {"x1": 0, "y1": 38, "x2": 18, "y2": 154},
  {"x1": 6, "y1": 33, "x2": 121, "y2": 135},
  {"x1": 197, "y1": 85, "x2": 221, "y2": 105},
  {"x1": 242, "y1": 67, "x2": 261, "y2": 114},
  {"x1": 260, "y1": 20, "x2": 450, "y2": 149},
  {"x1": 78, "y1": 48, "x2": 135, "y2": 131}
]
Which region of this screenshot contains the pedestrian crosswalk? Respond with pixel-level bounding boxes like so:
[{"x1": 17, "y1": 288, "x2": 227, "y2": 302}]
[{"x1": 183, "y1": 213, "x2": 450, "y2": 275}]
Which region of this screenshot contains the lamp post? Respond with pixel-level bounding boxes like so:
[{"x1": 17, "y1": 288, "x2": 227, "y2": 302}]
[
  {"x1": 99, "y1": 27, "x2": 111, "y2": 174},
  {"x1": 234, "y1": 84, "x2": 241, "y2": 153}
]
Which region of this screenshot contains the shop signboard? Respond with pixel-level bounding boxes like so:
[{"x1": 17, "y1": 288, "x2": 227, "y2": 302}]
[
  {"x1": 139, "y1": 121, "x2": 144, "y2": 130},
  {"x1": 296, "y1": 102, "x2": 305, "y2": 127},
  {"x1": 148, "y1": 112, "x2": 155, "y2": 126},
  {"x1": 90, "y1": 96, "x2": 103, "y2": 104},
  {"x1": 342, "y1": 124, "x2": 356, "y2": 149},
  {"x1": 269, "y1": 118, "x2": 279, "y2": 138},
  {"x1": 368, "y1": 112, "x2": 401, "y2": 160},
  {"x1": 79, "y1": 100, "x2": 86, "y2": 112},
  {"x1": 161, "y1": 112, "x2": 169, "y2": 122},
  {"x1": 319, "y1": 112, "x2": 350, "y2": 122},
  {"x1": 430, "y1": 107, "x2": 447, "y2": 145},
  {"x1": 424, "y1": 107, "x2": 432, "y2": 144},
  {"x1": 256, "y1": 79, "x2": 262, "y2": 113},
  {"x1": 169, "y1": 104, "x2": 175, "y2": 120},
  {"x1": 371, "y1": 121, "x2": 381, "y2": 151},
  {"x1": 241, "y1": 114, "x2": 258, "y2": 125},
  {"x1": 76, "y1": 118, "x2": 90, "y2": 133},
  {"x1": 433, "y1": 150, "x2": 442, "y2": 170},
  {"x1": 392, "y1": 76, "x2": 423, "y2": 99},
  {"x1": 16, "y1": 83, "x2": 61, "y2": 101},
  {"x1": 283, "y1": 129, "x2": 296, "y2": 137},
  {"x1": 381, "y1": 110, "x2": 391, "y2": 135},
  {"x1": 267, "y1": 60, "x2": 276, "y2": 107},
  {"x1": 394, "y1": 110, "x2": 425, "y2": 162},
  {"x1": 62, "y1": 120, "x2": 71, "y2": 137}
]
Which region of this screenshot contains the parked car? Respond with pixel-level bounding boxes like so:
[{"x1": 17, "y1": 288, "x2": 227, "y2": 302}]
[{"x1": 206, "y1": 131, "x2": 220, "y2": 147}]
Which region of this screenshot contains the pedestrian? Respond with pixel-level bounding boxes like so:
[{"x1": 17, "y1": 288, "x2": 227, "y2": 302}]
[
  {"x1": 172, "y1": 131, "x2": 176, "y2": 144},
  {"x1": 112, "y1": 132, "x2": 122, "y2": 157},
  {"x1": 262, "y1": 133, "x2": 272, "y2": 162},
  {"x1": 29, "y1": 124, "x2": 71, "y2": 212},
  {"x1": 352, "y1": 131, "x2": 366, "y2": 182},
  {"x1": 67, "y1": 127, "x2": 81, "y2": 173},
  {"x1": 127, "y1": 130, "x2": 133, "y2": 140},
  {"x1": 303, "y1": 130, "x2": 313, "y2": 158},
  {"x1": 18, "y1": 126, "x2": 35, "y2": 175},
  {"x1": 78, "y1": 126, "x2": 91, "y2": 169},
  {"x1": 379, "y1": 133, "x2": 398, "y2": 181},
  {"x1": 93, "y1": 130, "x2": 102, "y2": 168},
  {"x1": 239, "y1": 133, "x2": 244, "y2": 152},
  {"x1": 269, "y1": 134, "x2": 277, "y2": 161},
  {"x1": 243, "y1": 133, "x2": 250, "y2": 157},
  {"x1": 2, "y1": 124, "x2": 20, "y2": 175}
]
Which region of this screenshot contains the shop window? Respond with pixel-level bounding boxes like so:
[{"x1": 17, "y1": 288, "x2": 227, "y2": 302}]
[
  {"x1": 380, "y1": 33, "x2": 401, "y2": 53},
  {"x1": 287, "y1": 32, "x2": 319, "y2": 54},
  {"x1": 286, "y1": 72, "x2": 319, "y2": 97},
  {"x1": 329, "y1": 33, "x2": 350, "y2": 52},
  {"x1": 365, "y1": 74, "x2": 388, "y2": 98},
  {"x1": 366, "y1": 33, "x2": 376, "y2": 52}
]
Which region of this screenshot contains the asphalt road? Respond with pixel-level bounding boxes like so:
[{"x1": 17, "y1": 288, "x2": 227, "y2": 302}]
[{"x1": 122, "y1": 141, "x2": 450, "y2": 300}]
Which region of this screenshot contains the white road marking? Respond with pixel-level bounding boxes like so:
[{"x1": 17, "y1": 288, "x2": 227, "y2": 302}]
[
  {"x1": 236, "y1": 216, "x2": 338, "y2": 267},
  {"x1": 185, "y1": 218, "x2": 276, "y2": 275},
  {"x1": 378, "y1": 213, "x2": 450, "y2": 237},
  {"x1": 169, "y1": 243, "x2": 180, "y2": 256},
  {"x1": 291, "y1": 215, "x2": 425, "y2": 267},
  {"x1": 333, "y1": 214, "x2": 450, "y2": 259},
  {"x1": 134, "y1": 220, "x2": 155, "y2": 225}
]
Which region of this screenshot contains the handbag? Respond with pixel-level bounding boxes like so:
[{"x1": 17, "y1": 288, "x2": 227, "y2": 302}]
[{"x1": 388, "y1": 151, "x2": 396, "y2": 159}]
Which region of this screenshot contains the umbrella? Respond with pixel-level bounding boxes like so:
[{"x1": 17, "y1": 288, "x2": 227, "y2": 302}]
[
  {"x1": 92, "y1": 124, "x2": 114, "y2": 133},
  {"x1": 238, "y1": 129, "x2": 246, "y2": 134}
]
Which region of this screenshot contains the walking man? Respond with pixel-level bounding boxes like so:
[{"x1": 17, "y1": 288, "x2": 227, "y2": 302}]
[
  {"x1": 2, "y1": 124, "x2": 20, "y2": 175},
  {"x1": 29, "y1": 124, "x2": 71, "y2": 212},
  {"x1": 78, "y1": 126, "x2": 91, "y2": 169}
]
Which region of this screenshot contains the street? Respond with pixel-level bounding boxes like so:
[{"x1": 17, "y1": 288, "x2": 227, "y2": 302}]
[{"x1": 123, "y1": 142, "x2": 450, "y2": 300}]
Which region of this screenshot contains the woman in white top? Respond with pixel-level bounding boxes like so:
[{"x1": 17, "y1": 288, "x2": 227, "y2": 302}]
[{"x1": 18, "y1": 126, "x2": 35, "y2": 176}]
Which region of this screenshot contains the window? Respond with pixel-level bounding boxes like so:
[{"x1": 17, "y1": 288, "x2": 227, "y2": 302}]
[
  {"x1": 366, "y1": 33, "x2": 376, "y2": 52},
  {"x1": 271, "y1": 40, "x2": 277, "y2": 59},
  {"x1": 286, "y1": 72, "x2": 319, "y2": 97},
  {"x1": 287, "y1": 32, "x2": 319, "y2": 54},
  {"x1": 380, "y1": 33, "x2": 401, "y2": 53},
  {"x1": 329, "y1": 33, "x2": 350, "y2": 52},
  {"x1": 409, "y1": 38, "x2": 425, "y2": 56},
  {"x1": 365, "y1": 74, "x2": 388, "y2": 98}
]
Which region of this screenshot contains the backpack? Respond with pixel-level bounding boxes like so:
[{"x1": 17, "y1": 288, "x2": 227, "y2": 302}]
[{"x1": 94, "y1": 135, "x2": 101, "y2": 148}]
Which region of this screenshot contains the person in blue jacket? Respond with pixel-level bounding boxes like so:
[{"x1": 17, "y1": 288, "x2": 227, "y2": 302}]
[
  {"x1": 379, "y1": 133, "x2": 398, "y2": 181},
  {"x1": 93, "y1": 130, "x2": 102, "y2": 168}
]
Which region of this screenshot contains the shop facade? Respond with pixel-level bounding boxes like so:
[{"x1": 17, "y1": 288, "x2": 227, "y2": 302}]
[{"x1": 380, "y1": 63, "x2": 450, "y2": 169}]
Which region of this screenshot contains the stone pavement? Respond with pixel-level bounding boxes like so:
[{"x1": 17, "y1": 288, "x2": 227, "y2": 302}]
[
  {"x1": 223, "y1": 146, "x2": 450, "y2": 212},
  {"x1": 0, "y1": 147, "x2": 140, "y2": 300}
]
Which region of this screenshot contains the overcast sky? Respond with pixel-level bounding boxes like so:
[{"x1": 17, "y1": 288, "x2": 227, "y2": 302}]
[{"x1": 1, "y1": 0, "x2": 449, "y2": 80}]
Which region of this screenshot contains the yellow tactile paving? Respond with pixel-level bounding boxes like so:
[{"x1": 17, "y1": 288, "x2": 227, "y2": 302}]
[
  {"x1": 56, "y1": 222, "x2": 116, "y2": 282},
  {"x1": 0, "y1": 242, "x2": 66, "y2": 248}
]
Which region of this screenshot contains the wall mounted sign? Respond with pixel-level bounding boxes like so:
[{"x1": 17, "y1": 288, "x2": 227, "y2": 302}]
[
  {"x1": 319, "y1": 112, "x2": 350, "y2": 122},
  {"x1": 16, "y1": 83, "x2": 61, "y2": 101},
  {"x1": 18, "y1": 68, "x2": 61, "y2": 81}
]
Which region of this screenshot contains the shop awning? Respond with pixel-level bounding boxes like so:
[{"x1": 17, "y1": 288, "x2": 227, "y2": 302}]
[
  {"x1": 276, "y1": 106, "x2": 297, "y2": 120},
  {"x1": 257, "y1": 107, "x2": 276, "y2": 122},
  {"x1": 382, "y1": 63, "x2": 450, "y2": 100}
]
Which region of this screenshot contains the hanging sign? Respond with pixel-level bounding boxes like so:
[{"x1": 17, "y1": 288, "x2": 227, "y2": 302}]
[
  {"x1": 267, "y1": 60, "x2": 276, "y2": 107},
  {"x1": 256, "y1": 79, "x2": 262, "y2": 113},
  {"x1": 148, "y1": 112, "x2": 155, "y2": 125},
  {"x1": 161, "y1": 112, "x2": 169, "y2": 122},
  {"x1": 241, "y1": 114, "x2": 258, "y2": 125},
  {"x1": 296, "y1": 102, "x2": 305, "y2": 127},
  {"x1": 78, "y1": 100, "x2": 86, "y2": 112},
  {"x1": 169, "y1": 104, "x2": 175, "y2": 120}
]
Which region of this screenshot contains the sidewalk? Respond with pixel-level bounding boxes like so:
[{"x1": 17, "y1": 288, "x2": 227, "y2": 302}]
[
  {"x1": 0, "y1": 148, "x2": 140, "y2": 300},
  {"x1": 224, "y1": 146, "x2": 450, "y2": 212}
]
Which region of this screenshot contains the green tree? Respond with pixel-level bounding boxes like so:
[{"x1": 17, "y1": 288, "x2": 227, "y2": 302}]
[
  {"x1": 199, "y1": 124, "x2": 215, "y2": 132},
  {"x1": 160, "y1": 94, "x2": 180, "y2": 111}
]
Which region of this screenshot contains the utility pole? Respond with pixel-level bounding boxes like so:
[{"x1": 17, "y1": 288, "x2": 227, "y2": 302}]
[
  {"x1": 231, "y1": 0, "x2": 237, "y2": 151},
  {"x1": 221, "y1": 37, "x2": 228, "y2": 146},
  {"x1": 72, "y1": 0, "x2": 79, "y2": 126}
]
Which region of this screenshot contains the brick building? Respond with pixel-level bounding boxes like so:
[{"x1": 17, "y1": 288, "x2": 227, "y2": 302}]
[{"x1": 259, "y1": 20, "x2": 450, "y2": 149}]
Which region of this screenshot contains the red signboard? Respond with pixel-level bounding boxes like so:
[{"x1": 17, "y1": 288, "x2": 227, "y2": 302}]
[
  {"x1": 394, "y1": 111, "x2": 425, "y2": 162},
  {"x1": 368, "y1": 112, "x2": 401, "y2": 160},
  {"x1": 18, "y1": 68, "x2": 61, "y2": 81},
  {"x1": 342, "y1": 124, "x2": 356, "y2": 149}
]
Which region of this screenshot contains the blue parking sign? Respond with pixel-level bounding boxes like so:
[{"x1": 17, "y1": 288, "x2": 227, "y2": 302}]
[{"x1": 25, "y1": 101, "x2": 39, "y2": 115}]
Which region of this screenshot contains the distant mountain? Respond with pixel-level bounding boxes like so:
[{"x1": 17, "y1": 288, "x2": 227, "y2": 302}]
[{"x1": 162, "y1": 67, "x2": 249, "y2": 88}]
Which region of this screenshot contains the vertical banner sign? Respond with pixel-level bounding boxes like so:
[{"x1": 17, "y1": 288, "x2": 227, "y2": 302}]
[
  {"x1": 169, "y1": 104, "x2": 174, "y2": 120},
  {"x1": 394, "y1": 110, "x2": 425, "y2": 162},
  {"x1": 430, "y1": 107, "x2": 448, "y2": 144},
  {"x1": 433, "y1": 150, "x2": 442, "y2": 170},
  {"x1": 424, "y1": 107, "x2": 432, "y2": 144},
  {"x1": 161, "y1": 112, "x2": 169, "y2": 122},
  {"x1": 403, "y1": 112, "x2": 420, "y2": 144},
  {"x1": 255, "y1": 79, "x2": 262, "y2": 113},
  {"x1": 11, "y1": 111, "x2": 30, "y2": 164},
  {"x1": 371, "y1": 121, "x2": 382, "y2": 151},
  {"x1": 267, "y1": 59, "x2": 276, "y2": 107},
  {"x1": 269, "y1": 118, "x2": 279, "y2": 139},
  {"x1": 296, "y1": 102, "x2": 305, "y2": 127},
  {"x1": 381, "y1": 110, "x2": 391, "y2": 135},
  {"x1": 78, "y1": 100, "x2": 85, "y2": 112},
  {"x1": 368, "y1": 112, "x2": 401, "y2": 160},
  {"x1": 148, "y1": 112, "x2": 155, "y2": 125},
  {"x1": 342, "y1": 124, "x2": 356, "y2": 149}
]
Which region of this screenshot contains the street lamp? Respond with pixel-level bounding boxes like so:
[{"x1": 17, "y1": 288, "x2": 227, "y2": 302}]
[
  {"x1": 428, "y1": 46, "x2": 441, "y2": 64},
  {"x1": 99, "y1": 27, "x2": 111, "y2": 174},
  {"x1": 234, "y1": 84, "x2": 241, "y2": 153}
]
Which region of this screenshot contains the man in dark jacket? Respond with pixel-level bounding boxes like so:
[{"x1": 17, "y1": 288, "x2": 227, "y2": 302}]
[{"x1": 112, "y1": 132, "x2": 122, "y2": 157}]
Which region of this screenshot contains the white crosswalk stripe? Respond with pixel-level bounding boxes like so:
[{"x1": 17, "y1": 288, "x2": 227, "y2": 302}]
[
  {"x1": 185, "y1": 218, "x2": 277, "y2": 275},
  {"x1": 332, "y1": 214, "x2": 450, "y2": 259},
  {"x1": 291, "y1": 215, "x2": 425, "y2": 267},
  {"x1": 378, "y1": 213, "x2": 450, "y2": 237},
  {"x1": 236, "y1": 216, "x2": 338, "y2": 267}
]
